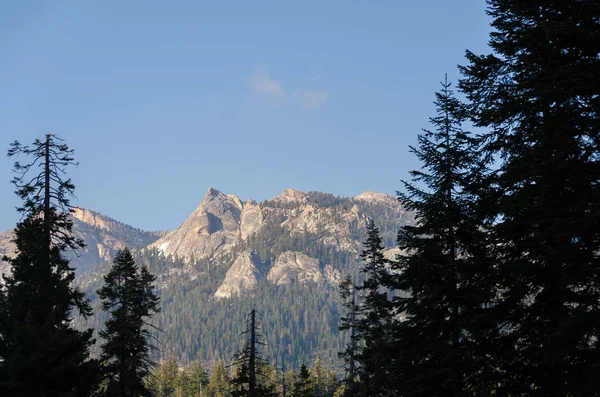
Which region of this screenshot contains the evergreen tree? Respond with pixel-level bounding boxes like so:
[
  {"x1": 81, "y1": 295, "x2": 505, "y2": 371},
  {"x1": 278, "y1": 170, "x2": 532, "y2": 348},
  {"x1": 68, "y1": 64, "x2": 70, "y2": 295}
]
[
  {"x1": 309, "y1": 356, "x2": 337, "y2": 397},
  {"x1": 230, "y1": 309, "x2": 275, "y2": 397},
  {"x1": 338, "y1": 276, "x2": 360, "y2": 396},
  {"x1": 459, "y1": 1, "x2": 600, "y2": 395},
  {"x1": 0, "y1": 134, "x2": 98, "y2": 396},
  {"x1": 206, "y1": 360, "x2": 230, "y2": 397},
  {"x1": 186, "y1": 361, "x2": 209, "y2": 397},
  {"x1": 354, "y1": 222, "x2": 394, "y2": 396},
  {"x1": 393, "y1": 77, "x2": 495, "y2": 396},
  {"x1": 339, "y1": 222, "x2": 394, "y2": 396},
  {"x1": 292, "y1": 365, "x2": 314, "y2": 397},
  {"x1": 96, "y1": 248, "x2": 160, "y2": 397},
  {"x1": 150, "y1": 357, "x2": 180, "y2": 397}
]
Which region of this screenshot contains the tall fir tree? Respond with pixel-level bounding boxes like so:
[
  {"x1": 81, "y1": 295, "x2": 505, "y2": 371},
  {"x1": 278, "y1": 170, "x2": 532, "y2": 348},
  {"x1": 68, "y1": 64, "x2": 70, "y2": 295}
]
[
  {"x1": 354, "y1": 222, "x2": 394, "y2": 397},
  {"x1": 230, "y1": 309, "x2": 275, "y2": 397},
  {"x1": 95, "y1": 247, "x2": 160, "y2": 397},
  {"x1": 0, "y1": 134, "x2": 98, "y2": 397},
  {"x1": 338, "y1": 275, "x2": 360, "y2": 397},
  {"x1": 459, "y1": 1, "x2": 600, "y2": 395},
  {"x1": 392, "y1": 77, "x2": 496, "y2": 397}
]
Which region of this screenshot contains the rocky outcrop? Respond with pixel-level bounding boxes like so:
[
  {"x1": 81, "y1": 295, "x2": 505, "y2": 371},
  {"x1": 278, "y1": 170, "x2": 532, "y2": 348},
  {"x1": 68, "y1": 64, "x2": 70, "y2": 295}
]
[
  {"x1": 273, "y1": 188, "x2": 308, "y2": 204},
  {"x1": 149, "y1": 188, "x2": 244, "y2": 262},
  {"x1": 147, "y1": 187, "x2": 413, "y2": 267},
  {"x1": 214, "y1": 250, "x2": 265, "y2": 298},
  {"x1": 0, "y1": 209, "x2": 163, "y2": 277},
  {"x1": 355, "y1": 191, "x2": 398, "y2": 206},
  {"x1": 267, "y1": 251, "x2": 323, "y2": 286},
  {"x1": 240, "y1": 199, "x2": 263, "y2": 240},
  {"x1": 323, "y1": 264, "x2": 341, "y2": 286},
  {"x1": 72, "y1": 208, "x2": 113, "y2": 231},
  {"x1": 0, "y1": 230, "x2": 15, "y2": 278},
  {"x1": 281, "y1": 203, "x2": 369, "y2": 253}
]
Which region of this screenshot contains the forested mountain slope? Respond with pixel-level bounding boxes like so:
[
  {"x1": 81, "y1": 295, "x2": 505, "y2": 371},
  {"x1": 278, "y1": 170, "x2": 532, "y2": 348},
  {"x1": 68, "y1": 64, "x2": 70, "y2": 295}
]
[{"x1": 2, "y1": 188, "x2": 413, "y2": 372}]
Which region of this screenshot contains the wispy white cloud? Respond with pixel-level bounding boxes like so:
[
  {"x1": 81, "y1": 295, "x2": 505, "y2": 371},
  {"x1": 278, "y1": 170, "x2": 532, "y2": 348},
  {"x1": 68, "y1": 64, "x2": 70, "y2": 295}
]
[
  {"x1": 294, "y1": 89, "x2": 328, "y2": 109},
  {"x1": 249, "y1": 66, "x2": 285, "y2": 97},
  {"x1": 247, "y1": 67, "x2": 327, "y2": 109}
]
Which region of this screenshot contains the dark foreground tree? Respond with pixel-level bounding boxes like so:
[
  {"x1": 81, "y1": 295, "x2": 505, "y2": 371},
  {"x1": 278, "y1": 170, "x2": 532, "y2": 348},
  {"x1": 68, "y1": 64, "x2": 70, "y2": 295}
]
[
  {"x1": 354, "y1": 222, "x2": 394, "y2": 396},
  {"x1": 95, "y1": 248, "x2": 160, "y2": 397},
  {"x1": 460, "y1": 1, "x2": 600, "y2": 395},
  {"x1": 392, "y1": 77, "x2": 496, "y2": 397},
  {"x1": 0, "y1": 134, "x2": 97, "y2": 396},
  {"x1": 338, "y1": 275, "x2": 360, "y2": 396},
  {"x1": 230, "y1": 309, "x2": 275, "y2": 397}
]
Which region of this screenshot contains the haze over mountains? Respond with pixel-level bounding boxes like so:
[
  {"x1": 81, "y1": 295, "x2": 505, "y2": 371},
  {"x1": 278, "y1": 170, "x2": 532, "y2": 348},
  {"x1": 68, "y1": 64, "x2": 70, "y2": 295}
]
[{"x1": 0, "y1": 187, "x2": 413, "y2": 370}]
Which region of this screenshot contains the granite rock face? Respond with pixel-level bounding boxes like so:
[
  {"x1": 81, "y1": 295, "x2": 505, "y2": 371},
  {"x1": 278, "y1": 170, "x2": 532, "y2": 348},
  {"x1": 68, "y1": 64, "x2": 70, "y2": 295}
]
[
  {"x1": 240, "y1": 199, "x2": 263, "y2": 240},
  {"x1": 0, "y1": 208, "x2": 163, "y2": 277},
  {"x1": 145, "y1": 187, "x2": 412, "y2": 297},
  {"x1": 149, "y1": 188, "x2": 244, "y2": 262},
  {"x1": 355, "y1": 191, "x2": 398, "y2": 206},
  {"x1": 214, "y1": 250, "x2": 265, "y2": 298},
  {"x1": 1, "y1": 187, "x2": 413, "y2": 300},
  {"x1": 267, "y1": 251, "x2": 323, "y2": 286},
  {"x1": 0, "y1": 230, "x2": 16, "y2": 278}
]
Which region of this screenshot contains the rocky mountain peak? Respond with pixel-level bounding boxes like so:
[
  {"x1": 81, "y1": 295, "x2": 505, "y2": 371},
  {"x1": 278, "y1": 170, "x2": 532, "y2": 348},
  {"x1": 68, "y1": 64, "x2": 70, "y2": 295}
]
[
  {"x1": 149, "y1": 188, "x2": 244, "y2": 261},
  {"x1": 276, "y1": 188, "x2": 308, "y2": 203},
  {"x1": 355, "y1": 191, "x2": 397, "y2": 205},
  {"x1": 71, "y1": 208, "x2": 111, "y2": 231}
]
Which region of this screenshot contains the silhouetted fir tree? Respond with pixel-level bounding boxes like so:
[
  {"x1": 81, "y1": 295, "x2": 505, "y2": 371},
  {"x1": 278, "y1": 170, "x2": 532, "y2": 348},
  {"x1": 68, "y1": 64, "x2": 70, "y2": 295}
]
[
  {"x1": 230, "y1": 309, "x2": 275, "y2": 397},
  {"x1": 392, "y1": 77, "x2": 496, "y2": 397},
  {"x1": 354, "y1": 222, "x2": 394, "y2": 396},
  {"x1": 458, "y1": 1, "x2": 600, "y2": 395},
  {"x1": 338, "y1": 276, "x2": 361, "y2": 397},
  {"x1": 0, "y1": 134, "x2": 98, "y2": 397},
  {"x1": 95, "y1": 247, "x2": 160, "y2": 397}
]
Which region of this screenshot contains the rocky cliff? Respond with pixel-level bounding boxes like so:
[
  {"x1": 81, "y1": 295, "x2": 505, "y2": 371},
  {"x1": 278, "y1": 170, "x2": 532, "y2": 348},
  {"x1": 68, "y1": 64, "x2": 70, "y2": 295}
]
[
  {"x1": 149, "y1": 188, "x2": 246, "y2": 262},
  {"x1": 143, "y1": 187, "x2": 412, "y2": 298},
  {"x1": 0, "y1": 208, "x2": 164, "y2": 276}
]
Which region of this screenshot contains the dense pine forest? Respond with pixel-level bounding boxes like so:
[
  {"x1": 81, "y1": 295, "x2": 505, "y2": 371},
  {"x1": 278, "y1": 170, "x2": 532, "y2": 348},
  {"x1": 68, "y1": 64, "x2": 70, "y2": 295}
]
[{"x1": 1, "y1": 1, "x2": 599, "y2": 396}]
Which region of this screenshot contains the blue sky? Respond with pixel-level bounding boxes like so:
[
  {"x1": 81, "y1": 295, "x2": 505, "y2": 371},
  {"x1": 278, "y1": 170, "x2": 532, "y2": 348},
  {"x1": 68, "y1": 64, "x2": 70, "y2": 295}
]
[{"x1": 0, "y1": 0, "x2": 491, "y2": 231}]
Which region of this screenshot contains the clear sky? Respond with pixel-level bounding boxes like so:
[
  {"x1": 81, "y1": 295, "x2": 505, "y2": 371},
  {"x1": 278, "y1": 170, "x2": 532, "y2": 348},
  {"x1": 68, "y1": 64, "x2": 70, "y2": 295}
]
[{"x1": 0, "y1": 0, "x2": 492, "y2": 232}]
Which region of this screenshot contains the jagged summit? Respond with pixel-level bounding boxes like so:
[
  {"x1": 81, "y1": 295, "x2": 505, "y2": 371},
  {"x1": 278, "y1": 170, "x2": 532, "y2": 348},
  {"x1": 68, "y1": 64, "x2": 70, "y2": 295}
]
[
  {"x1": 355, "y1": 191, "x2": 397, "y2": 205},
  {"x1": 1, "y1": 208, "x2": 163, "y2": 276},
  {"x1": 274, "y1": 188, "x2": 308, "y2": 203},
  {"x1": 149, "y1": 187, "x2": 247, "y2": 262},
  {"x1": 146, "y1": 187, "x2": 409, "y2": 265}
]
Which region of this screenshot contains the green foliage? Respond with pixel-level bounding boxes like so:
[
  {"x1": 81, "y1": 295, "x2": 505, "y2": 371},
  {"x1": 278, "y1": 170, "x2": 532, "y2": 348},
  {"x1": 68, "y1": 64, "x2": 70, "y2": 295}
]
[
  {"x1": 206, "y1": 361, "x2": 230, "y2": 397},
  {"x1": 0, "y1": 134, "x2": 97, "y2": 397},
  {"x1": 149, "y1": 357, "x2": 211, "y2": 397},
  {"x1": 151, "y1": 357, "x2": 180, "y2": 397},
  {"x1": 95, "y1": 248, "x2": 160, "y2": 397}
]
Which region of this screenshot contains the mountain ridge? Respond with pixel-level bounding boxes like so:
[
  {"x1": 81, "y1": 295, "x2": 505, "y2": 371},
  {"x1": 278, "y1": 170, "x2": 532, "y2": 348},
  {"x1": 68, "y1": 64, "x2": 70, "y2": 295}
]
[{"x1": 0, "y1": 187, "x2": 413, "y2": 371}]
